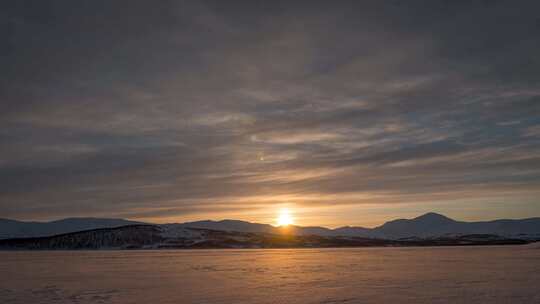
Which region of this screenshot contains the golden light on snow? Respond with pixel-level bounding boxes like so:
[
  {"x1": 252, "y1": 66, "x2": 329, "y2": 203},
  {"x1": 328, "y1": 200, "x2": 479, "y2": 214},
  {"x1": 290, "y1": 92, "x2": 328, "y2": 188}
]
[{"x1": 277, "y1": 208, "x2": 294, "y2": 226}]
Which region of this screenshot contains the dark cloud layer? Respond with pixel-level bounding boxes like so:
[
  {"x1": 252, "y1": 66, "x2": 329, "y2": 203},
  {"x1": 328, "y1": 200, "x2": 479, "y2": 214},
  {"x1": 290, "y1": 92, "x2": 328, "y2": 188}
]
[{"x1": 1, "y1": 1, "x2": 540, "y2": 225}]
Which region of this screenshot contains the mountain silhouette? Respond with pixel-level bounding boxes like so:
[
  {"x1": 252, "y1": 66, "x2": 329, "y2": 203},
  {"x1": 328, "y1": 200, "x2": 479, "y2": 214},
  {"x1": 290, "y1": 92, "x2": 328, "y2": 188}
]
[{"x1": 2, "y1": 212, "x2": 540, "y2": 240}]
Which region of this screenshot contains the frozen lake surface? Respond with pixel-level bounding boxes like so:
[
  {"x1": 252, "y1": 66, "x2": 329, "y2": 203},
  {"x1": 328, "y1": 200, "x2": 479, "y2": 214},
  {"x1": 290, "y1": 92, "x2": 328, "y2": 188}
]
[{"x1": 1, "y1": 244, "x2": 540, "y2": 303}]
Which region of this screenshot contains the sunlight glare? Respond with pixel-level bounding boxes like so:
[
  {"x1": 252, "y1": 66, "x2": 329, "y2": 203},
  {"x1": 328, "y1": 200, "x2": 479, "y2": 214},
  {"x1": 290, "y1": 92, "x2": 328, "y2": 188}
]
[{"x1": 277, "y1": 208, "x2": 294, "y2": 226}]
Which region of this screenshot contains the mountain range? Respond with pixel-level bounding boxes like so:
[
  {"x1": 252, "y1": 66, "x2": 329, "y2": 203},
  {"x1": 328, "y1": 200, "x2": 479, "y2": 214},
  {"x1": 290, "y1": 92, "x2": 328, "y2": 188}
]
[
  {"x1": 179, "y1": 212, "x2": 540, "y2": 240},
  {"x1": 2, "y1": 212, "x2": 540, "y2": 240}
]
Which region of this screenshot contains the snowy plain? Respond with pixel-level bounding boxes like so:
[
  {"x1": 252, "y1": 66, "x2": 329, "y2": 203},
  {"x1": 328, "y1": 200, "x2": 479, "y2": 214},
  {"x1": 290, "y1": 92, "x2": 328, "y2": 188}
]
[{"x1": 1, "y1": 244, "x2": 539, "y2": 304}]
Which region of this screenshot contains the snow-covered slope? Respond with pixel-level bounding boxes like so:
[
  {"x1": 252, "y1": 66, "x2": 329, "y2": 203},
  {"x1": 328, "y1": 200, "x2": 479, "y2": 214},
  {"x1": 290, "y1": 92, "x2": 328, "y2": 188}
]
[
  {"x1": 179, "y1": 220, "x2": 342, "y2": 237},
  {"x1": 0, "y1": 224, "x2": 530, "y2": 250},
  {"x1": 179, "y1": 220, "x2": 276, "y2": 234},
  {"x1": 371, "y1": 213, "x2": 540, "y2": 239},
  {"x1": 0, "y1": 218, "x2": 144, "y2": 239}
]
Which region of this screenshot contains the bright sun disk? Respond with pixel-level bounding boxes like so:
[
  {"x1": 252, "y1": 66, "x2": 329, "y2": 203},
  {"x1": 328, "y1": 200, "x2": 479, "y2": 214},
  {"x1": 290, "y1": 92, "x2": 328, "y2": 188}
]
[{"x1": 277, "y1": 208, "x2": 294, "y2": 226}]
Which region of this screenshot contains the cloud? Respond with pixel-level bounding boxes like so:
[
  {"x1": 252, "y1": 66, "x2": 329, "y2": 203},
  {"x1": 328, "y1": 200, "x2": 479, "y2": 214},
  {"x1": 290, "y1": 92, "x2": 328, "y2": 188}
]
[
  {"x1": 1, "y1": 1, "x2": 540, "y2": 224},
  {"x1": 522, "y1": 125, "x2": 540, "y2": 138}
]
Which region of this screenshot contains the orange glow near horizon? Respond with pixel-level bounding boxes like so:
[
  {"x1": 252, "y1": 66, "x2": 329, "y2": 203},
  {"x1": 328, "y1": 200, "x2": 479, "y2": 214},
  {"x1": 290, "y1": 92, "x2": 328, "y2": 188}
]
[{"x1": 277, "y1": 208, "x2": 294, "y2": 226}]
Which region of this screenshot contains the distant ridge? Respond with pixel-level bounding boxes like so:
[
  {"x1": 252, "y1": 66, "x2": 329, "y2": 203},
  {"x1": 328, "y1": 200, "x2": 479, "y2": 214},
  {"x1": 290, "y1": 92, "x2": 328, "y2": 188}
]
[
  {"x1": 0, "y1": 217, "x2": 144, "y2": 239},
  {"x1": 2, "y1": 213, "x2": 540, "y2": 240},
  {"x1": 178, "y1": 212, "x2": 540, "y2": 240}
]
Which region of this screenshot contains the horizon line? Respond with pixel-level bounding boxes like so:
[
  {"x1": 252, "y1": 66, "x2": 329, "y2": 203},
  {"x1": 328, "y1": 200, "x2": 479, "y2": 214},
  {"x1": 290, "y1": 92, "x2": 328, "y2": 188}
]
[{"x1": 4, "y1": 211, "x2": 540, "y2": 230}]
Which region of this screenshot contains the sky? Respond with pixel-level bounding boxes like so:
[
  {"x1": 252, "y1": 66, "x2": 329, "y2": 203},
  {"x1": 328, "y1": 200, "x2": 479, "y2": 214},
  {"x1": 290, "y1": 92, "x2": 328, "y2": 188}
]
[{"x1": 1, "y1": 1, "x2": 540, "y2": 228}]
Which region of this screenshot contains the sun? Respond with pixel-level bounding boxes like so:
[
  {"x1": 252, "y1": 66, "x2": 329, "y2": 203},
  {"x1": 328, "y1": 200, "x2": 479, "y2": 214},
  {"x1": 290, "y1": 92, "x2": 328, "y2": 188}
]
[{"x1": 277, "y1": 208, "x2": 294, "y2": 226}]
